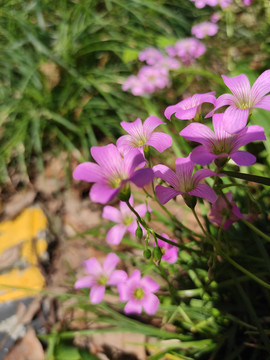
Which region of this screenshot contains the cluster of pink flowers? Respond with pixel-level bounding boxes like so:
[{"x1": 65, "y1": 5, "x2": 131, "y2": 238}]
[
  {"x1": 190, "y1": 0, "x2": 251, "y2": 8},
  {"x1": 74, "y1": 69, "x2": 269, "y2": 315}
]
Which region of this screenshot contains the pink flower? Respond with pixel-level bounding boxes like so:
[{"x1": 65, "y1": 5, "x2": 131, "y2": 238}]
[
  {"x1": 116, "y1": 116, "x2": 172, "y2": 155},
  {"x1": 206, "y1": 70, "x2": 270, "y2": 134},
  {"x1": 211, "y1": 12, "x2": 221, "y2": 23},
  {"x1": 167, "y1": 38, "x2": 206, "y2": 66},
  {"x1": 209, "y1": 192, "x2": 243, "y2": 229},
  {"x1": 122, "y1": 75, "x2": 145, "y2": 96},
  {"x1": 242, "y1": 0, "x2": 252, "y2": 5},
  {"x1": 75, "y1": 253, "x2": 127, "y2": 304},
  {"x1": 191, "y1": 22, "x2": 218, "y2": 39},
  {"x1": 165, "y1": 92, "x2": 216, "y2": 120},
  {"x1": 156, "y1": 56, "x2": 180, "y2": 70},
  {"x1": 189, "y1": 0, "x2": 218, "y2": 9},
  {"x1": 153, "y1": 155, "x2": 217, "y2": 205},
  {"x1": 218, "y1": 0, "x2": 232, "y2": 8},
  {"x1": 180, "y1": 113, "x2": 266, "y2": 166},
  {"x1": 137, "y1": 66, "x2": 170, "y2": 93},
  {"x1": 118, "y1": 270, "x2": 159, "y2": 315},
  {"x1": 102, "y1": 195, "x2": 151, "y2": 245},
  {"x1": 138, "y1": 47, "x2": 164, "y2": 66},
  {"x1": 156, "y1": 234, "x2": 178, "y2": 264},
  {"x1": 73, "y1": 144, "x2": 154, "y2": 204}
]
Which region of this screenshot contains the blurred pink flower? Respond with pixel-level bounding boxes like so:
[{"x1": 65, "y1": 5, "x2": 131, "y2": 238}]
[
  {"x1": 156, "y1": 234, "x2": 178, "y2": 264},
  {"x1": 242, "y1": 0, "x2": 253, "y2": 5},
  {"x1": 209, "y1": 192, "x2": 243, "y2": 229},
  {"x1": 167, "y1": 38, "x2": 206, "y2": 65},
  {"x1": 218, "y1": 0, "x2": 233, "y2": 8},
  {"x1": 210, "y1": 12, "x2": 221, "y2": 23},
  {"x1": 117, "y1": 116, "x2": 172, "y2": 155},
  {"x1": 73, "y1": 144, "x2": 154, "y2": 204},
  {"x1": 138, "y1": 47, "x2": 164, "y2": 65},
  {"x1": 153, "y1": 155, "x2": 217, "y2": 205},
  {"x1": 190, "y1": 0, "x2": 218, "y2": 8},
  {"x1": 102, "y1": 195, "x2": 151, "y2": 245},
  {"x1": 191, "y1": 21, "x2": 218, "y2": 39},
  {"x1": 122, "y1": 75, "x2": 146, "y2": 96},
  {"x1": 165, "y1": 92, "x2": 216, "y2": 120},
  {"x1": 137, "y1": 65, "x2": 170, "y2": 93},
  {"x1": 75, "y1": 253, "x2": 127, "y2": 304},
  {"x1": 118, "y1": 269, "x2": 159, "y2": 315},
  {"x1": 206, "y1": 70, "x2": 270, "y2": 134}
]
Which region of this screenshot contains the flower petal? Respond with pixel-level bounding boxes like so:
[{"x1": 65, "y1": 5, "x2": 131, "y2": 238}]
[
  {"x1": 73, "y1": 162, "x2": 103, "y2": 182},
  {"x1": 103, "y1": 253, "x2": 120, "y2": 274},
  {"x1": 190, "y1": 145, "x2": 217, "y2": 165},
  {"x1": 230, "y1": 150, "x2": 256, "y2": 166},
  {"x1": 254, "y1": 95, "x2": 270, "y2": 111},
  {"x1": 180, "y1": 123, "x2": 215, "y2": 145},
  {"x1": 134, "y1": 203, "x2": 148, "y2": 218},
  {"x1": 123, "y1": 149, "x2": 145, "y2": 174},
  {"x1": 129, "y1": 168, "x2": 154, "y2": 187},
  {"x1": 155, "y1": 185, "x2": 181, "y2": 204},
  {"x1": 106, "y1": 224, "x2": 127, "y2": 245},
  {"x1": 91, "y1": 144, "x2": 122, "y2": 173},
  {"x1": 212, "y1": 113, "x2": 230, "y2": 140},
  {"x1": 174, "y1": 106, "x2": 198, "y2": 120},
  {"x1": 124, "y1": 300, "x2": 142, "y2": 314},
  {"x1": 90, "y1": 285, "x2": 105, "y2": 304},
  {"x1": 141, "y1": 276, "x2": 159, "y2": 292},
  {"x1": 107, "y1": 270, "x2": 128, "y2": 285},
  {"x1": 143, "y1": 116, "x2": 164, "y2": 134},
  {"x1": 222, "y1": 74, "x2": 251, "y2": 100},
  {"x1": 142, "y1": 293, "x2": 160, "y2": 315},
  {"x1": 192, "y1": 168, "x2": 216, "y2": 185},
  {"x1": 102, "y1": 206, "x2": 122, "y2": 223},
  {"x1": 120, "y1": 118, "x2": 143, "y2": 137},
  {"x1": 189, "y1": 183, "x2": 217, "y2": 203},
  {"x1": 116, "y1": 135, "x2": 134, "y2": 155},
  {"x1": 90, "y1": 183, "x2": 120, "y2": 204},
  {"x1": 175, "y1": 156, "x2": 194, "y2": 180},
  {"x1": 118, "y1": 283, "x2": 128, "y2": 301},
  {"x1": 206, "y1": 94, "x2": 235, "y2": 118},
  {"x1": 223, "y1": 106, "x2": 250, "y2": 134},
  {"x1": 83, "y1": 257, "x2": 102, "y2": 275},
  {"x1": 153, "y1": 164, "x2": 178, "y2": 187},
  {"x1": 250, "y1": 70, "x2": 270, "y2": 104},
  {"x1": 233, "y1": 125, "x2": 266, "y2": 149},
  {"x1": 74, "y1": 276, "x2": 95, "y2": 289},
  {"x1": 146, "y1": 132, "x2": 172, "y2": 152}
]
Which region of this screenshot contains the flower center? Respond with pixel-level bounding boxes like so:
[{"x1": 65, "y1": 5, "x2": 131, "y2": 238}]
[
  {"x1": 109, "y1": 176, "x2": 122, "y2": 189},
  {"x1": 133, "y1": 287, "x2": 145, "y2": 300},
  {"x1": 123, "y1": 215, "x2": 134, "y2": 226},
  {"x1": 98, "y1": 275, "x2": 108, "y2": 286}
]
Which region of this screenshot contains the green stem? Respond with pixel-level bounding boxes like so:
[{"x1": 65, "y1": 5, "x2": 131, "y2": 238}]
[
  {"x1": 126, "y1": 200, "x2": 191, "y2": 250},
  {"x1": 241, "y1": 218, "x2": 270, "y2": 243},
  {"x1": 191, "y1": 208, "x2": 208, "y2": 238},
  {"x1": 222, "y1": 170, "x2": 270, "y2": 186}
]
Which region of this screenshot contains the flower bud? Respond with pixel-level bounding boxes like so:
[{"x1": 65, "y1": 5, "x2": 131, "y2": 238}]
[
  {"x1": 135, "y1": 223, "x2": 143, "y2": 240},
  {"x1": 153, "y1": 246, "x2": 162, "y2": 265},
  {"x1": 143, "y1": 249, "x2": 152, "y2": 259}
]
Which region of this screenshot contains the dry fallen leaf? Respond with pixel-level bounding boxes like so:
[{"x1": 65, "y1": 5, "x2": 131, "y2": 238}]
[{"x1": 3, "y1": 326, "x2": 44, "y2": 360}]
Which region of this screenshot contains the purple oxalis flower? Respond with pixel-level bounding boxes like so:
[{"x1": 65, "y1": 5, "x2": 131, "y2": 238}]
[
  {"x1": 122, "y1": 75, "x2": 146, "y2": 96},
  {"x1": 191, "y1": 21, "x2": 218, "y2": 39},
  {"x1": 206, "y1": 70, "x2": 270, "y2": 134},
  {"x1": 209, "y1": 191, "x2": 243, "y2": 229},
  {"x1": 218, "y1": 0, "x2": 233, "y2": 8},
  {"x1": 102, "y1": 195, "x2": 151, "y2": 245},
  {"x1": 156, "y1": 234, "x2": 178, "y2": 264},
  {"x1": 165, "y1": 92, "x2": 216, "y2": 121},
  {"x1": 137, "y1": 66, "x2": 170, "y2": 93},
  {"x1": 73, "y1": 144, "x2": 154, "y2": 204},
  {"x1": 167, "y1": 38, "x2": 206, "y2": 66},
  {"x1": 117, "y1": 116, "x2": 172, "y2": 155},
  {"x1": 118, "y1": 269, "x2": 159, "y2": 315},
  {"x1": 211, "y1": 12, "x2": 221, "y2": 23},
  {"x1": 180, "y1": 113, "x2": 266, "y2": 167},
  {"x1": 189, "y1": 0, "x2": 218, "y2": 9},
  {"x1": 138, "y1": 47, "x2": 164, "y2": 66},
  {"x1": 74, "y1": 253, "x2": 127, "y2": 304},
  {"x1": 153, "y1": 155, "x2": 217, "y2": 205}
]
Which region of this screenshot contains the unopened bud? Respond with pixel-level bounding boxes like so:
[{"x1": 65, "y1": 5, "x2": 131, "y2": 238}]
[
  {"x1": 153, "y1": 246, "x2": 162, "y2": 265},
  {"x1": 145, "y1": 210, "x2": 151, "y2": 221},
  {"x1": 143, "y1": 249, "x2": 152, "y2": 259},
  {"x1": 135, "y1": 223, "x2": 143, "y2": 240}
]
